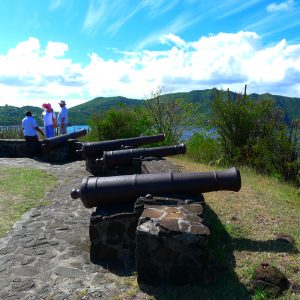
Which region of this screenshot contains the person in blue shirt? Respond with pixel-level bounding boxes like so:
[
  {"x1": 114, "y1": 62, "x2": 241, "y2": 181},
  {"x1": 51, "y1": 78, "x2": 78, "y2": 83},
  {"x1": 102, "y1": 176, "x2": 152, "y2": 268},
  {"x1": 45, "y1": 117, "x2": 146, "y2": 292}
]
[
  {"x1": 22, "y1": 111, "x2": 45, "y2": 158},
  {"x1": 57, "y1": 100, "x2": 68, "y2": 135}
]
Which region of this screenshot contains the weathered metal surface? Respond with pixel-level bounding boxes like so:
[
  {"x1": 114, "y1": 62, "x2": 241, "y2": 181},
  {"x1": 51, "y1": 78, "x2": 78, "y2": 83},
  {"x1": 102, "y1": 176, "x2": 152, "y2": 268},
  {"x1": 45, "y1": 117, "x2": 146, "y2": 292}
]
[
  {"x1": 80, "y1": 133, "x2": 165, "y2": 159},
  {"x1": 71, "y1": 167, "x2": 241, "y2": 208},
  {"x1": 42, "y1": 129, "x2": 87, "y2": 151},
  {"x1": 102, "y1": 143, "x2": 186, "y2": 168}
]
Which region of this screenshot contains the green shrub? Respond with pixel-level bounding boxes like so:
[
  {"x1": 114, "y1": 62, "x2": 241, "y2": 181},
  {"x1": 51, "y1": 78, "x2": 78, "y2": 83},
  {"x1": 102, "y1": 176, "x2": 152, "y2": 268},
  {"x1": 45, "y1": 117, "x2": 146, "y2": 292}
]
[
  {"x1": 210, "y1": 88, "x2": 300, "y2": 185},
  {"x1": 187, "y1": 130, "x2": 223, "y2": 165},
  {"x1": 87, "y1": 105, "x2": 153, "y2": 141}
]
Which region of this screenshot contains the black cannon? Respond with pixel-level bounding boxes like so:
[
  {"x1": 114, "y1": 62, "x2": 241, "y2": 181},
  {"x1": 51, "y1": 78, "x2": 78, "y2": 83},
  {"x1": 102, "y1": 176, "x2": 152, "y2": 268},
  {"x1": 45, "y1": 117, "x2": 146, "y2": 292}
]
[
  {"x1": 102, "y1": 143, "x2": 186, "y2": 168},
  {"x1": 71, "y1": 167, "x2": 241, "y2": 208},
  {"x1": 42, "y1": 129, "x2": 87, "y2": 151},
  {"x1": 80, "y1": 133, "x2": 165, "y2": 159}
]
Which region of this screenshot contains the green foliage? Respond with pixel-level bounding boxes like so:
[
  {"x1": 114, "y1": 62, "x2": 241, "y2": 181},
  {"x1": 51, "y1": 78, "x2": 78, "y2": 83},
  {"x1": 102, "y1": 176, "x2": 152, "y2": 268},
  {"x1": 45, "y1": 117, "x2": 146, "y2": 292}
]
[
  {"x1": 1, "y1": 90, "x2": 300, "y2": 126},
  {"x1": 252, "y1": 288, "x2": 269, "y2": 300},
  {"x1": 144, "y1": 87, "x2": 198, "y2": 145},
  {"x1": 187, "y1": 130, "x2": 223, "y2": 165},
  {"x1": 210, "y1": 88, "x2": 300, "y2": 184},
  {"x1": 87, "y1": 105, "x2": 153, "y2": 141},
  {"x1": 0, "y1": 105, "x2": 43, "y2": 126}
]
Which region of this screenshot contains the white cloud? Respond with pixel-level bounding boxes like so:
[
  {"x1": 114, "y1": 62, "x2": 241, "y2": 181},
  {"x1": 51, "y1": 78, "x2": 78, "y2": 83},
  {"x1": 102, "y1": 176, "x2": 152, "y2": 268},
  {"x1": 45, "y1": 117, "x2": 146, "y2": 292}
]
[
  {"x1": 0, "y1": 32, "x2": 300, "y2": 109},
  {"x1": 267, "y1": 0, "x2": 294, "y2": 12}
]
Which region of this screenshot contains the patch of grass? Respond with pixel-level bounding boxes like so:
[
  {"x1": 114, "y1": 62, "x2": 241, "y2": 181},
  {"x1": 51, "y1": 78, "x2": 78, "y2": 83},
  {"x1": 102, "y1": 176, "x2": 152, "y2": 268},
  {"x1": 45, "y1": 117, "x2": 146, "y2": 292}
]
[
  {"x1": 167, "y1": 157, "x2": 300, "y2": 298},
  {"x1": 253, "y1": 288, "x2": 269, "y2": 300},
  {"x1": 112, "y1": 274, "x2": 152, "y2": 300},
  {"x1": 0, "y1": 166, "x2": 56, "y2": 237}
]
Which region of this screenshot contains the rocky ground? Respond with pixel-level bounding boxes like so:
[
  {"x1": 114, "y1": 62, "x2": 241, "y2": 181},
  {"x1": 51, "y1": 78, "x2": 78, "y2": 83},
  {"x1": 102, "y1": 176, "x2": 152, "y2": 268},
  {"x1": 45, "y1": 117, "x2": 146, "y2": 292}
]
[{"x1": 0, "y1": 158, "x2": 180, "y2": 300}]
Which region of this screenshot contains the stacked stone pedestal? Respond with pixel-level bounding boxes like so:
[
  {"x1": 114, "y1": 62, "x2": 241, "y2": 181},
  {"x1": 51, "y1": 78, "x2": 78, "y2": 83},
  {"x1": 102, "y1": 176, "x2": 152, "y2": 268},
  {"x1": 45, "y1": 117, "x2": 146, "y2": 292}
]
[
  {"x1": 89, "y1": 193, "x2": 213, "y2": 286},
  {"x1": 136, "y1": 195, "x2": 211, "y2": 286},
  {"x1": 89, "y1": 203, "x2": 144, "y2": 268}
]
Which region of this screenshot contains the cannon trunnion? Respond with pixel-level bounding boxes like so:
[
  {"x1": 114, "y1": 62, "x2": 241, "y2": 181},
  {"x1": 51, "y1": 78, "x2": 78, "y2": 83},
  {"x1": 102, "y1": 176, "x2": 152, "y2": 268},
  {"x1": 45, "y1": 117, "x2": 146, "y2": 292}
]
[{"x1": 71, "y1": 167, "x2": 241, "y2": 208}]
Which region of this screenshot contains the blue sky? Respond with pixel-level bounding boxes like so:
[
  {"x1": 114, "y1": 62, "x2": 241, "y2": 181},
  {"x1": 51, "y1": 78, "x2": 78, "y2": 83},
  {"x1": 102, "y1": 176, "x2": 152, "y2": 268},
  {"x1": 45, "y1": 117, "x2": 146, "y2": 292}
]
[{"x1": 0, "y1": 0, "x2": 300, "y2": 109}]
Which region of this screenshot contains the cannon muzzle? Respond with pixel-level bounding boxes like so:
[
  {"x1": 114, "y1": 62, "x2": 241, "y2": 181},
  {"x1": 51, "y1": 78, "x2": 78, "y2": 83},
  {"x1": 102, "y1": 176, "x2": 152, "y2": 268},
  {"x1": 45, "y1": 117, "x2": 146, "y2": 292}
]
[
  {"x1": 80, "y1": 133, "x2": 165, "y2": 159},
  {"x1": 102, "y1": 143, "x2": 186, "y2": 167},
  {"x1": 42, "y1": 129, "x2": 87, "y2": 151},
  {"x1": 71, "y1": 167, "x2": 241, "y2": 208}
]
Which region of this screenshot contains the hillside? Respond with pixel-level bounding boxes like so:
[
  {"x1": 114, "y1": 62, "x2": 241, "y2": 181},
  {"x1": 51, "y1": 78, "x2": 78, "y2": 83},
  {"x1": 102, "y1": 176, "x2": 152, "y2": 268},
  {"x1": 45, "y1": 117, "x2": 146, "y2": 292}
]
[
  {"x1": 0, "y1": 105, "x2": 44, "y2": 126},
  {"x1": 69, "y1": 96, "x2": 144, "y2": 125},
  {"x1": 1, "y1": 90, "x2": 299, "y2": 126}
]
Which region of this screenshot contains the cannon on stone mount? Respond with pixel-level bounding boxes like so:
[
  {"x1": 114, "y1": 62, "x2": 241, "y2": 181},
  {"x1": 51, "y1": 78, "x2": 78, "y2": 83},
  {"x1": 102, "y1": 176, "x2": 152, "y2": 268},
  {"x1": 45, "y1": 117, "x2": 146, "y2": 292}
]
[
  {"x1": 79, "y1": 133, "x2": 165, "y2": 159},
  {"x1": 71, "y1": 167, "x2": 241, "y2": 208},
  {"x1": 42, "y1": 129, "x2": 87, "y2": 151},
  {"x1": 101, "y1": 143, "x2": 186, "y2": 168}
]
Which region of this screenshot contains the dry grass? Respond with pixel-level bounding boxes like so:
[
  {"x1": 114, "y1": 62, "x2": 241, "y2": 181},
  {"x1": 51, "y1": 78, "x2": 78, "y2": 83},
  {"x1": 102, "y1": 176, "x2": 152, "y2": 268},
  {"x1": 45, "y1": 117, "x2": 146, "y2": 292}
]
[{"x1": 167, "y1": 157, "x2": 300, "y2": 298}]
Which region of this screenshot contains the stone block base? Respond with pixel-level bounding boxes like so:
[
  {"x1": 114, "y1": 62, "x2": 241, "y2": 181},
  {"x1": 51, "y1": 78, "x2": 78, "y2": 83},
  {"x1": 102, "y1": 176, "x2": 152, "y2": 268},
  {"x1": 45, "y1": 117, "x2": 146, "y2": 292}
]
[
  {"x1": 89, "y1": 203, "x2": 144, "y2": 268},
  {"x1": 136, "y1": 195, "x2": 212, "y2": 286}
]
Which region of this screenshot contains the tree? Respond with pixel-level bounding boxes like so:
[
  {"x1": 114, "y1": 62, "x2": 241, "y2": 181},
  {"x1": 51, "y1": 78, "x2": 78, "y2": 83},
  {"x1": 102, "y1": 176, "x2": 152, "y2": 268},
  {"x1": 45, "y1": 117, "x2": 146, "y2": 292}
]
[{"x1": 144, "y1": 87, "x2": 197, "y2": 144}]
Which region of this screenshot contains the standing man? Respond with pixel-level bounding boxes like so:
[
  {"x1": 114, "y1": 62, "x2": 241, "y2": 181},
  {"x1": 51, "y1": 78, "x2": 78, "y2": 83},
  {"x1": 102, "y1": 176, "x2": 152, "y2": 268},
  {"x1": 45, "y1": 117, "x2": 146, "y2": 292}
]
[
  {"x1": 22, "y1": 111, "x2": 45, "y2": 158},
  {"x1": 57, "y1": 100, "x2": 68, "y2": 135}
]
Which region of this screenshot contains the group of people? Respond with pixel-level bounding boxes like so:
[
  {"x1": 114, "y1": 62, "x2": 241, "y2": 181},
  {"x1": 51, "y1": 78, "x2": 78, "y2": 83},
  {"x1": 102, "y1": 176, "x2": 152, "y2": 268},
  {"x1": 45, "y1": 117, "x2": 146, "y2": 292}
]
[
  {"x1": 21, "y1": 100, "x2": 68, "y2": 158},
  {"x1": 40, "y1": 100, "x2": 68, "y2": 138}
]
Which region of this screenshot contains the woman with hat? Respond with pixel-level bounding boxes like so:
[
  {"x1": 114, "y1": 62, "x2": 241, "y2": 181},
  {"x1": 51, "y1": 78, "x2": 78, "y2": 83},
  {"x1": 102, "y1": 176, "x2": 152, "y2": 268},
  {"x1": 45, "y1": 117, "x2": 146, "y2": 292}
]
[
  {"x1": 57, "y1": 100, "x2": 68, "y2": 135},
  {"x1": 42, "y1": 103, "x2": 56, "y2": 138}
]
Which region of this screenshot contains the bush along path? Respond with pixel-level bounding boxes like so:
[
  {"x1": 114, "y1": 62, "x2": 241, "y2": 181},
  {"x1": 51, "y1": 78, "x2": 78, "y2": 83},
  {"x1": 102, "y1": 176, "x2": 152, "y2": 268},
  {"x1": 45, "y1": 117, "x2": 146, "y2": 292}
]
[{"x1": 0, "y1": 158, "x2": 139, "y2": 300}]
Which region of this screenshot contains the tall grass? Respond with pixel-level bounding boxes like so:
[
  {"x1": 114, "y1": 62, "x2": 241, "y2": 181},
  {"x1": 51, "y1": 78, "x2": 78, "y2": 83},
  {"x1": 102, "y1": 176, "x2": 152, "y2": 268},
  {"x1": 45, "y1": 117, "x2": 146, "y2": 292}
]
[{"x1": 0, "y1": 126, "x2": 23, "y2": 139}]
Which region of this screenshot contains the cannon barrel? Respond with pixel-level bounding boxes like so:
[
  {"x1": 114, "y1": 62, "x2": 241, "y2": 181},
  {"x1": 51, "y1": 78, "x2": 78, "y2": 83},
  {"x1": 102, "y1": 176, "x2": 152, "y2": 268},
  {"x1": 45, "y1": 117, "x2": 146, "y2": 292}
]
[
  {"x1": 71, "y1": 167, "x2": 241, "y2": 208},
  {"x1": 80, "y1": 133, "x2": 165, "y2": 159},
  {"x1": 102, "y1": 143, "x2": 186, "y2": 168},
  {"x1": 42, "y1": 129, "x2": 87, "y2": 151}
]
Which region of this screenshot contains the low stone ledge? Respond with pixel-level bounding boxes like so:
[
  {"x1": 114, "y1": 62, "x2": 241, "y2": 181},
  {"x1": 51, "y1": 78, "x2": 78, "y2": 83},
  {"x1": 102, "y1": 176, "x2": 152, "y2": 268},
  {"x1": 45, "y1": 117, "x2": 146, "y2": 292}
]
[
  {"x1": 0, "y1": 139, "x2": 27, "y2": 157},
  {"x1": 0, "y1": 138, "x2": 81, "y2": 162}
]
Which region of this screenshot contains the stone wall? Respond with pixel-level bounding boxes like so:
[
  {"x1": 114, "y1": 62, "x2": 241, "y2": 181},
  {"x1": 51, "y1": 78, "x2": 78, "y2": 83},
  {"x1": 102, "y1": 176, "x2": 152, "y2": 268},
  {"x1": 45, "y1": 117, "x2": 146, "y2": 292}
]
[
  {"x1": 0, "y1": 139, "x2": 27, "y2": 157},
  {"x1": 0, "y1": 139, "x2": 81, "y2": 162}
]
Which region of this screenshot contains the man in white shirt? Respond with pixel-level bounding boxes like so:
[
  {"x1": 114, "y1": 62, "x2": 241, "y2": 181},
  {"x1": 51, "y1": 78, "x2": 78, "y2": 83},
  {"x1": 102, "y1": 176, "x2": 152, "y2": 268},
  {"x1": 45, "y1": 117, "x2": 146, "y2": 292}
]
[
  {"x1": 57, "y1": 100, "x2": 68, "y2": 135},
  {"x1": 22, "y1": 111, "x2": 45, "y2": 158}
]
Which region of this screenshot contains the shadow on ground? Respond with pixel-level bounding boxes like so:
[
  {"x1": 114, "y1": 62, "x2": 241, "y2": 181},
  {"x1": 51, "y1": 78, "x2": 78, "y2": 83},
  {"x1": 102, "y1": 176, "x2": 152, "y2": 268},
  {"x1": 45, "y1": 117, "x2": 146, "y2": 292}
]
[
  {"x1": 93, "y1": 203, "x2": 298, "y2": 300},
  {"x1": 138, "y1": 204, "x2": 251, "y2": 300}
]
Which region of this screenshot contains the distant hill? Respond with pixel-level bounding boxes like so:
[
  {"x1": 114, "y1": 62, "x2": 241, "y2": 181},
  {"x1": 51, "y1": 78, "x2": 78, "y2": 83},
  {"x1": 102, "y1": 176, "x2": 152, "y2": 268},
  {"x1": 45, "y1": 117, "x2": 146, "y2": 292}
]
[
  {"x1": 1, "y1": 90, "x2": 299, "y2": 126},
  {"x1": 69, "y1": 96, "x2": 144, "y2": 125},
  {"x1": 0, "y1": 105, "x2": 43, "y2": 126}
]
